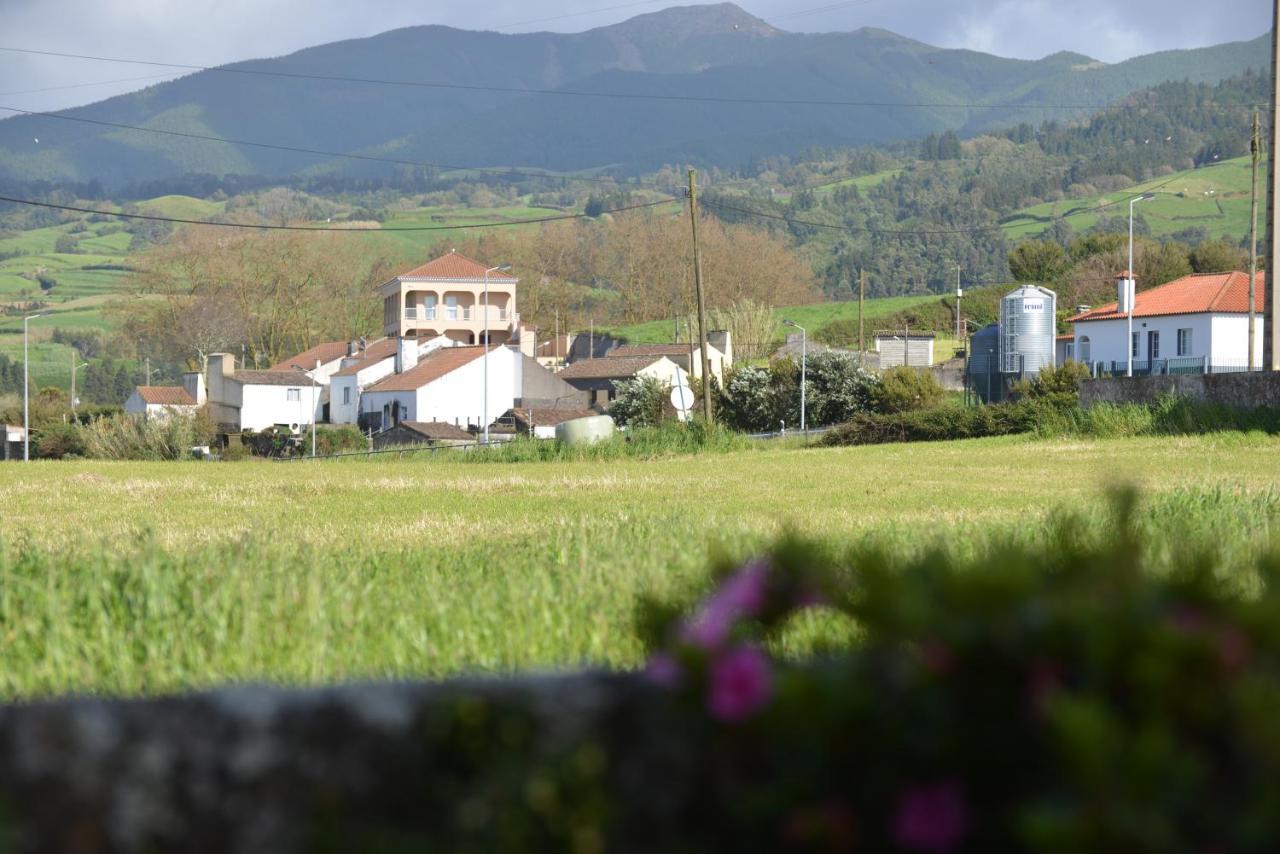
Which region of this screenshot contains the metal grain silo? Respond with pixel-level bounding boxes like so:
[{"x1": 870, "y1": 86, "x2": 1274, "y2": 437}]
[
  {"x1": 966, "y1": 324, "x2": 1002, "y2": 403},
  {"x1": 999, "y1": 285, "x2": 1056, "y2": 376}
]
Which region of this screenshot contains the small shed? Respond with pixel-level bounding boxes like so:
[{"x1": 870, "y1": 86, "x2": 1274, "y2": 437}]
[
  {"x1": 372, "y1": 420, "x2": 474, "y2": 450},
  {"x1": 874, "y1": 332, "x2": 935, "y2": 368},
  {"x1": 503, "y1": 407, "x2": 598, "y2": 439},
  {"x1": 3, "y1": 424, "x2": 26, "y2": 461}
]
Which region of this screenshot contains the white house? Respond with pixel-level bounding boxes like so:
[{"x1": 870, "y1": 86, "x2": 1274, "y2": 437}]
[
  {"x1": 557, "y1": 355, "x2": 691, "y2": 409},
  {"x1": 327, "y1": 335, "x2": 458, "y2": 426},
  {"x1": 268, "y1": 340, "x2": 363, "y2": 385},
  {"x1": 1069, "y1": 271, "x2": 1265, "y2": 374},
  {"x1": 206, "y1": 353, "x2": 323, "y2": 432},
  {"x1": 124, "y1": 372, "x2": 206, "y2": 420},
  {"x1": 360, "y1": 343, "x2": 524, "y2": 431},
  {"x1": 609, "y1": 337, "x2": 731, "y2": 383}
]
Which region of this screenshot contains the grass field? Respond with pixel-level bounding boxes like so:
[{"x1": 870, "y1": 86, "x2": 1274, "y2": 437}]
[
  {"x1": 1, "y1": 433, "x2": 1278, "y2": 699},
  {"x1": 1002, "y1": 155, "x2": 1261, "y2": 241},
  {"x1": 605, "y1": 295, "x2": 939, "y2": 350}
]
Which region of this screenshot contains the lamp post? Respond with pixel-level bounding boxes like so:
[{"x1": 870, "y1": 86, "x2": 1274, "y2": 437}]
[
  {"x1": 482, "y1": 264, "x2": 512, "y2": 444},
  {"x1": 22, "y1": 312, "x2": 46, "y2": 462},
  {"x1": 783, "y1": 320, "x2": 806, "y2": 437},
  {"x1": 71, "y1": 358, "x2": 87, "y2": 420},
  {"x1": 1127, "y1": 193, "x2": 1155, "y2": 377}
]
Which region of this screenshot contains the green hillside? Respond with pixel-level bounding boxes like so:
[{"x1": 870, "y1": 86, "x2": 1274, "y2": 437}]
[
  {"x1": 1002, "y1": 156, "x2": 1263, "y2": 242},
  {"x1": 0, "y1": 3, "x2": 1267, "y2": 184}
]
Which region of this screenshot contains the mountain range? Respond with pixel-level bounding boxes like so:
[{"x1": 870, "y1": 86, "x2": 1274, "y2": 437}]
[{"x1": 0, "y1": 3, "x2": 1270, "y2": 187}]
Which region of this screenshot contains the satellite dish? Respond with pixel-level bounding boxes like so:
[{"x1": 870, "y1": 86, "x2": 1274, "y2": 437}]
[{"x1": 670, "y1": 383, "x2": 693, "y2": 414}]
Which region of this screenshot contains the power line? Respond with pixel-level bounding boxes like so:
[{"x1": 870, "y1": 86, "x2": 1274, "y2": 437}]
[
  {"x1": 0, "y1": 45, "x2": 1260, "y2": 112},
  {"x1": 0, "y1": 73, "x2": 179, "y2": 98},
  {"x1": 0, "y1": 194, "x2": 675, "y2": 232},
  {"x1": 0, "y1": 103, "x2": 666, "y2": 190}
]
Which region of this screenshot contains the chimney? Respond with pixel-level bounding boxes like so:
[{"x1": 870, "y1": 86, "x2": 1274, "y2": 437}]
[
  {"x1": 207, "y1": 353, "x2": 233, "y2": 408},
  {"x1": 347, "y1": 340, "x2": 357, "y2": 357},
  {"x1": 1075, "y1": 304, "x2": 1091, "y2": 315},
  {"x1": 395, "y1": 336, "x2": 419, "y2": 374},
  {"x1": 181, "y1": 371, "x2": 207, "y2": 405},
  {"x1": 1116, "y1": 271, "x2": 1137, "y2": 313}
]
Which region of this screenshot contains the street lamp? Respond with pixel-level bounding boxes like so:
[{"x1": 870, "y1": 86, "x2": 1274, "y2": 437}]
[
  {"x1": 782, "y1": 319, "x2": 806, "y2": 437},
  {"x1": 71, "y1": 360, "x2": 88, "y2": 420},
  {"x1": 1126, "y1": 193, "x2": 1155, "y2": 377},
  {"x1": 482, "y1": 264, "x2": 513, "y2": 444},
  {"x1": 22, "y1": 312, "x2": 47, "y2": 462}
]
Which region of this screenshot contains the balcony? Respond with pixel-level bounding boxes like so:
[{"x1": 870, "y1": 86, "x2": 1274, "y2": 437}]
[{"x1": 402, "y1": 306, "x2": 513, "y2": 325}]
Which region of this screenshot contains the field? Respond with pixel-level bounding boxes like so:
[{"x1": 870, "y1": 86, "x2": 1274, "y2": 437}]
[
  {"x1": 605, "y1": 294, "x2": 941, "y2": 351},
  {"x1": 2, "y1": 432, "x2": 1278, "y2": 700},
  {"x1": 1002, "y1": 155, "x2": 1262, "y2": 241}
]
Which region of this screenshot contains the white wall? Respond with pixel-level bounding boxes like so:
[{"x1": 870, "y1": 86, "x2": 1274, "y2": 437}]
[
  {"x1": 637, "y1": 357, "x2": 690, "y2": 389},
  {"x1": 1074, "y1": 313, "x2": 1257, "y2": 370},
  {"x1": 238, "y1": 383, "x2": 322, "y2": 432},
  {"x1": 361, "y1": 346, "x2": 522, "y2": 430},
  {"x1": 1210, "y1": 315, "x2": 1265, "y2": 367}
]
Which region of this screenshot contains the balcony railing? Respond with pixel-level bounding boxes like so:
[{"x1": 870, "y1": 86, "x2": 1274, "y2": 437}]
[
  {"x1": 401, "y1": 307, "x2": 517, "y2": 325},
  {"x1": 1095, "y1": 358, "x2": 1261, "y2": 377}
]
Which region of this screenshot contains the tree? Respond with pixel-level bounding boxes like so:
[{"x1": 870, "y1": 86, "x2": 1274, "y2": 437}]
[
  {"x1": 870, "y1": 367, "x2": 944, "y2": 413},
  {"x1": 1008, "y1": 240, "x2": 1068, "y2": 282},
  {"x1": 1189, "y1": 239, "x2": 1247, "y2": 274},
  {"x1": 609, "y1": 376, "x2": 669, "y2": 427}
]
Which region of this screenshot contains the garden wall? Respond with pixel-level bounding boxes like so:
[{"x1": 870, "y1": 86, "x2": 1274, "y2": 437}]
[{"x1": 1079, "y1": 370, "x2": 1280, "y2": 409}]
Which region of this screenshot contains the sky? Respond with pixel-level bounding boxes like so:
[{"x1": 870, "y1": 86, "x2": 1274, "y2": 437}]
[{"x1": 0, "y1": 0, "x2": 1272, "y2": 112}]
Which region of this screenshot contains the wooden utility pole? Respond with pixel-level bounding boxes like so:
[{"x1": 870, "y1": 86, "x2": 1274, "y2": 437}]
[
  {"x1": 70, "y1": 349, "x2": 78, "y2": 419},
  {"x1": 687, "y1": 169, "x2": 714, "y2": 422},
  {"x1": 1251, "y1": 108, "x2": 1261, "y2": 371},
  {"x1": 1266, "y1": 0, "x2": 1280, "y2": 370},
  {"x1": 858, "y1": 268, "x2": 866, "y2": 354}
]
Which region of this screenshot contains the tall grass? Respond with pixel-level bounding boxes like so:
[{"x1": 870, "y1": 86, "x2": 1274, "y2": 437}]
[{"x1": 79, "y1": 412, "x2": 209, "y2": 460}]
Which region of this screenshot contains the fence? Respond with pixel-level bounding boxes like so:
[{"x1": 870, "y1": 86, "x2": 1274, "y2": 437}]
[{"x1": 1093, "y1": 358, "x2": 1258, "y2": 378}]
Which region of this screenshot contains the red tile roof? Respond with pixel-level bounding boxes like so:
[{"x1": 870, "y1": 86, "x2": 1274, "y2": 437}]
[
  {"x1": 1069, "y1": 271, "x2": 1264, "y2": 323},
  {"x1": 135, "y1": 386, "x2": 196, "y2": 406},
  {"x1": 228, "y1": 370, "x2": 320, "y2": 387},
  {"x1": 268, "y1": 341, "x2": 351, "y2": 372},
  {"x1": 332, "y1": 338, "x2": 400, "y2": 377},
  {"x1": 399, "y1": 421, "x2": 474, "y2": 441},
  {"x1": 395, "y1": 251, "x2": 518, "y2": 282},
  {"x1": 365, "y1": 346, "x2": 490, "y2": 392}
]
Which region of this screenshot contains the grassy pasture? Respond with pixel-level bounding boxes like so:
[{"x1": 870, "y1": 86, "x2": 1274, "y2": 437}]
[
  {"x1": 1002, "y1": 155, "x2": 1260, "y2": 241},
  {"x1": 1, "y1": 433, "x2": 1278, "y2": 699}
]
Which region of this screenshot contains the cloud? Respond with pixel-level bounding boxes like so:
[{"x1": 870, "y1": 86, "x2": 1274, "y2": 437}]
[{"x1": 0, "y1": 0, "x2": 1271, "y2": 113}]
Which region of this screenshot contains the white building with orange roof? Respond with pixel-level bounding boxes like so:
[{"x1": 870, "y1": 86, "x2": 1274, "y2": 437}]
[
  {"x1": 378, "y1": 250, "x2": 533, "y2": 354},
  {"x1": 1068, "y1": 271, "x2": 1265, "y2": 375}
]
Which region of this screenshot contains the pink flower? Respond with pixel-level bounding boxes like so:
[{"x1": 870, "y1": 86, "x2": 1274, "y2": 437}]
[
  {"x1": 892, "y1": 781, "x2": 969, "y2": 852},
  {"x1": 680, "y1": 560, "x2": 771, "y2": 651},
  {"x1": 645, "y1": 653, "x2": 682, "y2": 689},
  {"x1": 707, "y1": 645, "x2": 772, "y2": 722}
]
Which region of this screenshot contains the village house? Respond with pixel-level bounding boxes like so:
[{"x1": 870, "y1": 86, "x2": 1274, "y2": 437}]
[
  {"x1": 267, "y1": 340, "x2": 364, "y2": 385},
  {"x1": 1068, "y1": 271, "x2": 1265, "y2": 374},
  {"x1": 124, "y1": 372, "x2": 206, "y2": 420},
  {"x1": 206, "y1": 354, "x2": 322, "y2": 432},
  {"x1": 327, "y1": 335, "x2": 457, "y2": 425},
  {"x1": 359, "y1": 343, "x2": 519, "y2": 431},
  {"x1": 608, "y1": 333, "x2": 732, "y2": 383},
  {"x1": 557, "y1": 355, "x2": 691, "y2": 409},
  {"x1": 378, "y1": 250, "x2": 535, "y2": 356}
]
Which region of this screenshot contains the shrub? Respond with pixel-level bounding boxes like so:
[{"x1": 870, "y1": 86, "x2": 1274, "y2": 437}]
[
  {"x1": 34, "y1": 421, "x2": 85, "y2": 459},
  {"x1": 633, "y1": 495, "x2": 1280, "y2": 851},
  {"x1": 79, "y1": 413, "x2": 209, "y2": 460},
  {"x1": 824, "y1": 400, "x2": 1044, "y2": 446},
  {"x1": 870, "y1": 366, "x2": 944, "y2": 413},
  {"x1": 1011, "y1": 360, "x2": 1090, "y2": 404},
  {"x1": 610, "y1": 376, "x2": 670, "y2": 427},
  {"x1": 716, "y1": 365, "x2": 776, "y2": 433},
  {"x1": 301, "y1": 426, "x2": 366, "y2": 456}
]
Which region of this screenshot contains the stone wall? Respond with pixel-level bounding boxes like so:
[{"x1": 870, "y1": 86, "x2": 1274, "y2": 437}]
[{"x1": 1079, "y1": 371, "x2": 1280, "y2": 409}]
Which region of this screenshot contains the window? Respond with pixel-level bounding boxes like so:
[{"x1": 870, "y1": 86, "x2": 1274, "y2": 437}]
[
  {"x1": 1079, "y1": 336, "x2": 1091, "y2": 363},
  {"x1": 1064, "y1": 342, "x2": 1074, "y2": 360},
  {"x1": 343, "y1": 386, "x2": 351, "y2": 405},
  {"x1": 1131, "y1": 332, "x2": 1139, "y2": 358},
  {"x1": 1177, "y1": 328, "x2": 1193, "y2": 356},
  {"x1": 286, "y1": 388, "x2": 301, "y2": 402},
  {"x1": 1147, "y1": 330, "x2": 1160, "y2": 360}
]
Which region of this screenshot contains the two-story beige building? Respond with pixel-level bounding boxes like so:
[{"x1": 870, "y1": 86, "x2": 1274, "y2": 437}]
[{"x1": 379, "y1": 251, "x2": 523, "y2": 347}]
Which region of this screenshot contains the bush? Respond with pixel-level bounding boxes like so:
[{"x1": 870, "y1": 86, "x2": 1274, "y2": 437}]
[
  {"x1": 34, "y1": 421, "x2": 85, "y2": 459},
  {"x1": 301, "y1": 426, "x2": 366, "y2": 456},
  {"x1": 1011, "y1": 360, "x2": 1090, "y2": 404},
  {"x1": 870, "y1": 366, "x2": 944, "y2": 413},
  {"x1": 79, "y1": 413, "x2": 210, "y2": 460},
  {"x1": 825, "y1": 400, "x2": 1044, "y2": 446},
  {"x1": 610, "y1": 376, "x2": 670, "y2": 428},
  {"x1": 632, "y1": 495, "x2": 1280, "y2": 851}
]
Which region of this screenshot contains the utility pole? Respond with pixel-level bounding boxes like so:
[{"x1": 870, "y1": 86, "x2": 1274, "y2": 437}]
[
  {"x1": 145, "y1": 357, "x2": 151, "y2": 386},
  {"x1": 955, "y1": 263, "x2": 963, "y2": 340},
  {"x1": 1251, "y1": 107, "x2": 1261, "y2": 371},
  {"x1": 1267, "y1": 0, "x2": 1280, "y2": 370},
  {"x1": 70, "y1": 350, "x2": 78, "y2": 420},
  {"x1": 687, "y1": 168, "x2": 714, "y2": 422},
  {"x1": 858, "y1": 268, "x2": 866, "y2": 354}
]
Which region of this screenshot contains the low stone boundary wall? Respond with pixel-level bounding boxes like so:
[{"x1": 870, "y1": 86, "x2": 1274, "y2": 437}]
[
  {"x1": 0, "y1": 674, "x2": 680, "y2": 853},
  {"x1": 1079, "y1": 370, "x2": 1280, "y2": 409}
]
